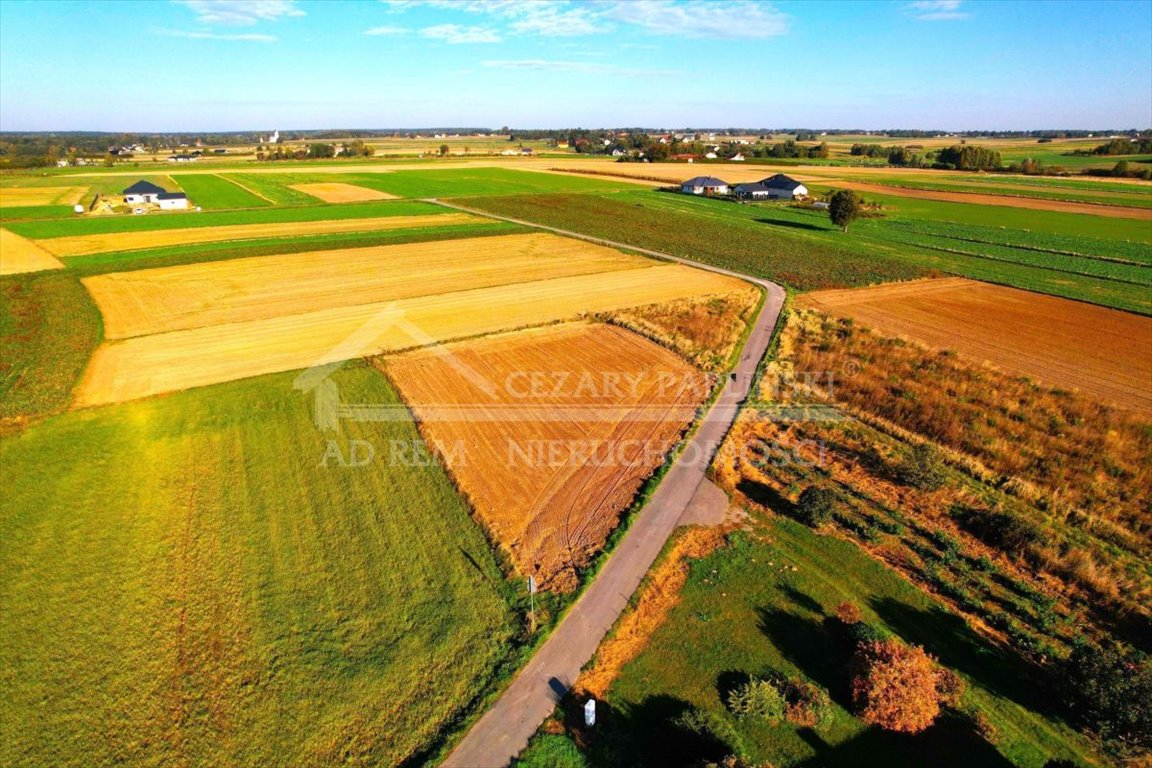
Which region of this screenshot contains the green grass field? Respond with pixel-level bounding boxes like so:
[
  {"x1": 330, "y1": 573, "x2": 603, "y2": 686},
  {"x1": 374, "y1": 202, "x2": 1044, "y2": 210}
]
[
  {"x1": 0, "y1": 204, "x2": 76, "y2": 221},
  {"x1": 462, "y1": 190, "x2": 1152, "y2": 313},
  {"x1": 173, "y1": 173, "x2": 272, "y2": 210},
  {"x1": 208, "y1": 167, "x2": 636, "y2": 202},
  {"x1": 0, "y1": 271, "x2": 101, "y2": 428},
  {"x1": 585, "y1": 521, "x2": 1100, "y2": 768},
  {"x1": 0, "y1": 364, "x2": 518, "y2": 767},
  {"x1": 5, "y1": 199, "x2": 447, "y2": 239}
]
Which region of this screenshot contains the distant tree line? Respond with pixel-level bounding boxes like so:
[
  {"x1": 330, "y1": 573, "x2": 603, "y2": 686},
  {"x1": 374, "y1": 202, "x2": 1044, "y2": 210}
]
[{"x1": 1090, "y1": 137, "x2": 1152, "y2": 155}]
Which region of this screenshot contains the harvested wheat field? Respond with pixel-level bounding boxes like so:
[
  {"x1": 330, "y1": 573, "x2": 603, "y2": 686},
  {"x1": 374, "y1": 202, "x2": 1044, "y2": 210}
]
[
  {"x1": 384, "y1": 323, "x2": 710, "y2": 592},
  {"x1": 84, "y1": 233, "x2": 651, "y2": 338},
  {"x1": 37, "y1": 213, "x2": 484, "y2": 257},
  {"x1": 801, "y1": 277, "x2": 1152, "y2": 412},
  {"x1": 76, "y1": 260, "x2": 743, "y2": 406},
  {"x1": 289, "y1": 182, "x2": 398, "y2": 202},
  {"x1": 0, "y1": 228, "x2": 66, "y2": 275},
  {"x1": 0, "y1": 186, "x2": 87, "y2": 208}
]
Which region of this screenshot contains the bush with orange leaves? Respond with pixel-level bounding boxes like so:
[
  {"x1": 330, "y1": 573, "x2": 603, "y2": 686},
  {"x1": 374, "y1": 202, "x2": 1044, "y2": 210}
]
[{"x1": 851, "y1": 638, "x2": 944, "y2": 733}]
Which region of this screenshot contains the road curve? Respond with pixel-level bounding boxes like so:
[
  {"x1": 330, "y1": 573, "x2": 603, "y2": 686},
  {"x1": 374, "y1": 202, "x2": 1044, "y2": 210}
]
[{"x1": 432, "y1": 199, "x2": 786, "y2": 768}]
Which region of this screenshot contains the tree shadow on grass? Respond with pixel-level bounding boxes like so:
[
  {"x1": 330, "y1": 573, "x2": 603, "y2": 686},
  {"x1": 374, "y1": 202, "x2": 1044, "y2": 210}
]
[
  {"x1": 793, "y1": 712, "x2": 1012, "y2": 768},
  {"x1": 736, "y1": 477, "x2": 794, "y2": 516},
  {"x1": 868, "y1": 597, "x2": 1066, "y2": 722},
  {"x1": 757, "y1": 607, "x2": 853, "y2": 708},
  {"x1": 573, "y1": 695, "x2": 733, "y2": 768},
  {"x1": 754, "y1": 218, "x2": 828, "y2": 232}
]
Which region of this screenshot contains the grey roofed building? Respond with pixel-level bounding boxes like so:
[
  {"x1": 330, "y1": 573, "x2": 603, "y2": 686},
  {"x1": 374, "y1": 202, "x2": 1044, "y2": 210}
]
[
  {"x1": 681, "y1": 175, "x2": 729, "y2": 188},
  {"x1": 156, "y1": 192, "x2": 187, "y2": 200},
  {"x1": 760, "y1": 173, "x2": 805, "y2": 191},
  {"x1": 733, "y1": 182, "x2": 772, "y2": 199},
  {"x1": 122, "y1": 180, "x2": 167, "y2": 196}
]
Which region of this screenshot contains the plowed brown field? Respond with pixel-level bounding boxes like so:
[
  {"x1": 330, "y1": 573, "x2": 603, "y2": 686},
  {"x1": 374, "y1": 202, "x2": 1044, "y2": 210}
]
[
  {"x1": 289, "y1": 183, "x2": 398, "y2": 202},
  {"x1": 0, "y1": 228, "x2": 66, "y2": 275},
  {"x1": 800, "y1": 277, "x2": 1152, "y2": 412},
  {"x1": 83, "y1": 233, "x2": 651, "y2": 338},
  {"x1": 38, "y1": 213, "x2": 485, "y2": 257},
  {"x1": 384, "y1": 323, "x2": 710, "y2": 591}
]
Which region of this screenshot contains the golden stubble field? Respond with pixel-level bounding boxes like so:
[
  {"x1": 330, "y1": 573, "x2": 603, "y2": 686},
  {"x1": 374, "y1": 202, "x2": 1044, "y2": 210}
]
[
  {"x1": 384, "y1": 322, "x2": 709, "y2": 591},
  {"x1": 83, "y1": 233, "x2": 651, "y2": 338},
  {"x1": 0, "y1": 186, "x2": 88, "y2": 207},
  {"x1": 289, "y1": 182, "x2": 398, "y2": 202},
  {"x1": 37, "y1": 212, "x2": 485, "y2": 257},
  {"x1": 800, "y1": 277, "x2": 1152, "y2": 412},
  {"x1": 0, "y1": 228, "x2": 66, "y2": 275},
  {"x1": 75, "y1": 233, "x2": 744, "y2": 406}
]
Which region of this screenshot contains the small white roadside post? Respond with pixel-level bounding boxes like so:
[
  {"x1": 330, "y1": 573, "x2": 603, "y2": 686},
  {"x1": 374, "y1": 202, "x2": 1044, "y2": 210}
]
[
  {"x1": 527, "y1": 575, "x2": 537, "y2": 631},
  {"x1": 584, "y1": 698, "x2": 596, "y2": 728}
]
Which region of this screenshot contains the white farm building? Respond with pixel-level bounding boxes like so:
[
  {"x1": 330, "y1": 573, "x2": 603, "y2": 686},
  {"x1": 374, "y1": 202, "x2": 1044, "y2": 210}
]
[{"x1": 680, "y1": 176, "x2": 730, "y2": 196}]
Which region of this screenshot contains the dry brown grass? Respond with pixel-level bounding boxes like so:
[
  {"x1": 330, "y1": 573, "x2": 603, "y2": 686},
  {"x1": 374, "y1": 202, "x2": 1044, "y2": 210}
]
[
  {"x1": 288, "y1": 183, "x2": 397, "y2": 203},
  {"x1": 782, "y1": 307, "x2": 1152, "y2": 543},
  {"x1": 38, "y1": 213, "x2": 486, "y2": 257},
  {"x1": 76, "y1": 261, "x2": 742, "y2": 407},
  {"x1": 0, "y1": 186, "x2": 87, "y2": 207},
  {"x1": 800, "y1": 278, "x2": 1152, "y2": 413},
  {"x1": 82, "y1": 233, "x2": 651, "y2": 338},
  {"x1": 384, "y1": 323, "x2": 710, "y2": 592},
  {"x1": 0, "y1": 229, "x2": 66, "y2": 275},
  {"x1": 599, "y1": 287, "x2": 760, "y2": 371},
  {"x1": 577, "y1": 526, "x2": 725, "y2": 696}
]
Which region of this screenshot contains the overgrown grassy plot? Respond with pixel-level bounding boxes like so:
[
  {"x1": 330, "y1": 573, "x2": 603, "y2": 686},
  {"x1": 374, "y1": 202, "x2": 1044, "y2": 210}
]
[
  {"x1": 0, "y1": 365, "x2": 517, "y2": 767},
  {"x1": 585, "y1": 522, "x2": 1100, "y2": 768},
  {"x1": 173, "y1": 173, "x2": 271, "y2": 209},
  {"x1": 460, "y1": 192, "x2": 932, "y2": 291},
  {"x1": 463, "y1": 190, "x2": 1152, "y2": 313},
  {"x1": 0, "y1": 271, "x2": 101, "y2": 429}
]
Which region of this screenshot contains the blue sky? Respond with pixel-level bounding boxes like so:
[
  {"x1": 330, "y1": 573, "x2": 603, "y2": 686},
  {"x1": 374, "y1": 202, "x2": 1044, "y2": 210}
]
[{"x1": 1, "y1": 0, "x2": 1149, "y2": 131}]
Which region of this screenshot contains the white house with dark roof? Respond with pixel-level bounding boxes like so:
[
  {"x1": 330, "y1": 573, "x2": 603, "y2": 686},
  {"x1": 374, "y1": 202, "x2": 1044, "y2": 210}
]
[
  {"x1": 758, "y1": 173, "x2": 808, "y2": 199},
  {"x1": 122, "y1": 181, "x2": 189, "y2": 209},
  {"x1": 680, "y1": 176, "x2": 729, "y2": 196}
]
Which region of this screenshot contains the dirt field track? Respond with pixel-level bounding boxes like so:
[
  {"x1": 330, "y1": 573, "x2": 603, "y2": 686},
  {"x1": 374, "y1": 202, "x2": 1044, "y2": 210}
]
[
  {"x1": 385, "y1": 322, "x2": 708, "y2": 591},
  {"x1": 289, "y1": 182, "x2": 398, "y2": 203},
  {"x1": 0, "y1": 186, "x2": 87, "y2": 207},
  {"x1": 801, "y1": 278, "x2": 1152, "y2": 412},
  {"x1": 0, "y1": 228, "x2": 66, "y2": 275},
  {"x1": 76, "y1": 237, "x2": 743, "y2": 406},
  {"x1": 38, "y1": 213, "x2": 485, "y2": 257},
  {"x1": 83, "y1": 233, "x2": 650, "y2": 338}
]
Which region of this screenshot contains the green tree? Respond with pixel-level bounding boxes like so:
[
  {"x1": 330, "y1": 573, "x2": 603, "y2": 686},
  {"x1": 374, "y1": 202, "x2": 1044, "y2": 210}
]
[
  {"x1": 1066, "y1": 642, "x2": 1152, "y2": 752},
  {"x1": 795, "y1": 486, "x2": 837, "y2": 527},
  {"x1": 726, "y1": 679, "x2": 785, "y2": 721},
  {"x1": 439, "y1": 143, "x2": 450, "y2": 156},
  {"x1": 828, "y1": 190, "x2": 862, "y2": 233}
]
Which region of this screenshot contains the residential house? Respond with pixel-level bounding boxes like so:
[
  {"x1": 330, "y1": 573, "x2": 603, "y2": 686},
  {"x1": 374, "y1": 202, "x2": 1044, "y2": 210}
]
[
  {"x1": 758, "y1": 173, "x2": 809, "y2": 199},
  {"x1": 156, "y1": 192, "x2": 189, "y2": 210},
  {"x1": 680, "y1": 176, "x2": 729, "y2": 196},
  {"x1": 122, "y1": 180, "x2": 168, "y2": 204}
]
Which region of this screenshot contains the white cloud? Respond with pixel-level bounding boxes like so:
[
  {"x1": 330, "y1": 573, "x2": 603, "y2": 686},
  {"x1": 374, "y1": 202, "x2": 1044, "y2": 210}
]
[
  {"x1": 155, "y1": 27, "x2": 277, "y2": 41},
  {"x1": 175, "y1": 0, "x2": 304, "y2": 26},
  {"x1": 377, "y1": 0, "x2": 789, "y2": 40},
  {"x1": 365, "y1": 25, "x2": 410, "y2": 36},
  {"x1": 421, "y1": 24, "x2": 503, "y2": 43},
  {"x1": 907, "y1": 0, "x2": 968, "y2": 21},
  {"x1": 482, "y1": 59, "x2": 680, "y2": 76},
  {"x1": 606, "y1": 0, "x2": 789, "y2": 39}
]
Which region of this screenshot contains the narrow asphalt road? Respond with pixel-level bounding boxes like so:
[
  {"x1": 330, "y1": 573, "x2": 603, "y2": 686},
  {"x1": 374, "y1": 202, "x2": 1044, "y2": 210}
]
[{"x1": 433, "y1": 200, "x2": 786, "y2": 768}]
